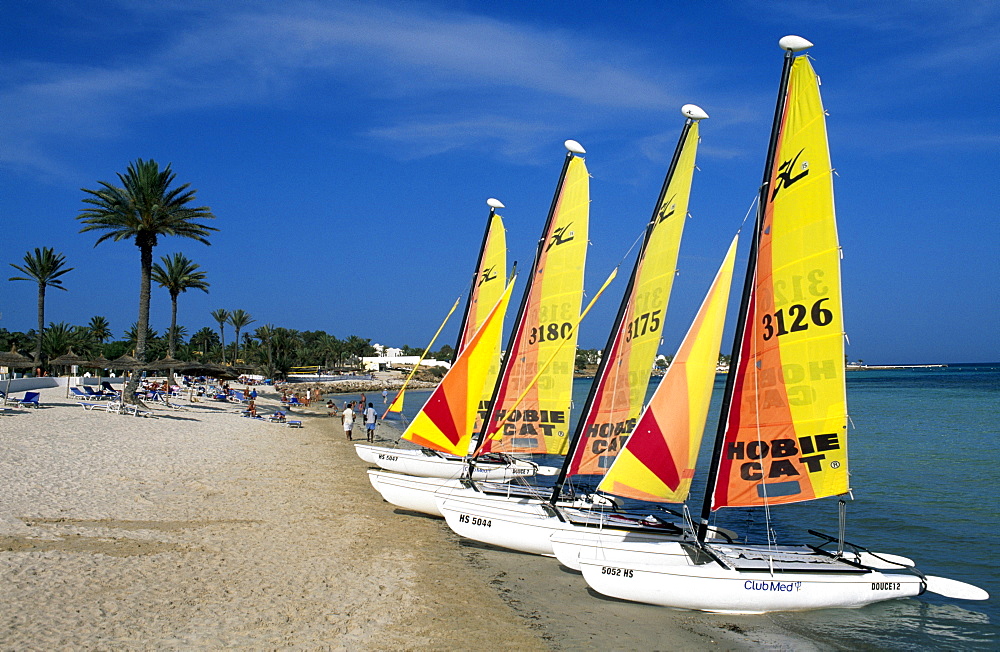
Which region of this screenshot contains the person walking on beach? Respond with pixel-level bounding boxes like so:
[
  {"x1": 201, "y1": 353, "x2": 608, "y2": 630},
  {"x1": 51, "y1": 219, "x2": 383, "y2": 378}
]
[
  {"x1": 382, "y1": 388, "x2": 388, "y2": 404},
  {"x1": 364, "y1": 402, "x2": 377, "y2": 442},
  {"x1": 342, "y1": 401, "x2": 355, "y2": 441}
]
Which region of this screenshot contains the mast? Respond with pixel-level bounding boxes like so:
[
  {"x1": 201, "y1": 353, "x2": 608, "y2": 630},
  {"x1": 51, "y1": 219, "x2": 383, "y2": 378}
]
[
  {"x1": 471, "y1": 141, "x2": 586, "y2": 455},
  {"x1": 697, "y1": 35, "x2": 813, "y2": 541},
  {"x1": 548, "y1": 106, "x2": 708, "y2": 505},
  {"x1": 451, "y1": 198, "x2": 506, "y2": 364}
]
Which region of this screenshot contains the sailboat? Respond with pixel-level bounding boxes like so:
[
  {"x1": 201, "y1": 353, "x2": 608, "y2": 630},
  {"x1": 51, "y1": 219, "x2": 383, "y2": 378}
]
[
  {"x1": 577, "y1": 35, "x2": 989, "y2": 613},
  {"x1": 356, "y1": 198, "x2": 538, "y2": 480},
  {"x1": 368, "y1": 140, "x2": 591, "y2": 514},
  {"x1": 436, "y1": 106, "x2": 735, "y2": 555}
]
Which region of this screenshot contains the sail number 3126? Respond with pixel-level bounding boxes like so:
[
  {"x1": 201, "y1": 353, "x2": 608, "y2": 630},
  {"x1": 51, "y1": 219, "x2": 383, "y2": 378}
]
[{"x1": 762, "y1": 298, "x2": 833, "y2": 341}]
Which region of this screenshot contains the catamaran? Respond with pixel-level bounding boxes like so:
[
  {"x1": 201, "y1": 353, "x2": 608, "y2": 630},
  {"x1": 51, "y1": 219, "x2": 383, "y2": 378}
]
[
  {"x1": 437, "y1": 106, "x2": 737, "y2": 554},
  {"x1": 357, "y1": 198, "x2": 541, "y2": 481},
  {"x1": 369, "y1": 140, "x2": 591, "y2": 514},
  {"x1": 577, "y1": 35, "x2": 989, "y2": 613}
]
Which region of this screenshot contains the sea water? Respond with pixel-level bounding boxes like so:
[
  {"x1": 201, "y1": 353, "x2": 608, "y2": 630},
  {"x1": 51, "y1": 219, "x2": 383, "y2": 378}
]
[{"x1": 387, "y1": 364, "x2": 999, "y2": 648}]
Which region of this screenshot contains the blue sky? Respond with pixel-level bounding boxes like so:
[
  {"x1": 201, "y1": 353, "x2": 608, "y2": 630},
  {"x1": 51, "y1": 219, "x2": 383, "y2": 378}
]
[{"x1": 1, "y1": 0, "x2": 997, "y2": 364}]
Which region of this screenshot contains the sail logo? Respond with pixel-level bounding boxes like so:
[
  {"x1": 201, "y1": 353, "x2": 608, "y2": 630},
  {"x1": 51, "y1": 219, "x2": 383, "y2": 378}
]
[
  {"x1": 488, "y1": 408, "x2": 568, "y2": 443},
  {"x1": 546, "y1": 223, "x2": 576, "y2": 251},
  {"x1": 770, "y1": 148, "x2": 810, "y2": 201},
  {"x1": 726, "y1": 432, "x2": 841, "y2": 481},
  {"x1": 478, "y1": 265, "x2": 498, "y2": 286},
  {"x1": 655, "y1": 194, "x2": 677, "y2": 224},
  {"x1": 586, "y1": 419, "x2": 636, "y2": 459}
]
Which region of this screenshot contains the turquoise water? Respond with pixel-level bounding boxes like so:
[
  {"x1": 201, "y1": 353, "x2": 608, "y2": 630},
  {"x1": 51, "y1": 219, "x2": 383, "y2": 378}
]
[{"x1": 386, "y1": 364, "x2": 999, "y2": 648}]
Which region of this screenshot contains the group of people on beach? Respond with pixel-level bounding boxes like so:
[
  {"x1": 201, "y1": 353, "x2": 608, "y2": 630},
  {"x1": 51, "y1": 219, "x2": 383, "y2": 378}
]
[{"x1": 339, "y1": 400, "x2": 378, "y2": 442}]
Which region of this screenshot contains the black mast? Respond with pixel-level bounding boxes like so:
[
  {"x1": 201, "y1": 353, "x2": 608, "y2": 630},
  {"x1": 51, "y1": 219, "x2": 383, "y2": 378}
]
[
  {"x1": 696, "y1": 38, "x2": 808, "y2": 542},
  {"x1": 451, "y1": 199, "x2": 505, "y2": 365},
  {"x1": 470, "y1": 143, "x2": 584, "y2": 458},
  {"x1": 548, "y1": 110, "x2": 705, "y2": 506}
]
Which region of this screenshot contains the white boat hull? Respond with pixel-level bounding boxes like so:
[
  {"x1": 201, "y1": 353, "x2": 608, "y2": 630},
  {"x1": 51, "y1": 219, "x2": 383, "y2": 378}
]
[
  {"x1": 551, "y1": 532, "x2": 697, "y2": 571},
  {"x1": 436, "y1": 489, "x2": 720, "y2": 558},
  {"x1": 578, "y1": 548, "x2": 925, "y2": 613},
  {"x1": 438, "y1": 490, "x2": 567, "y2": 556},
  {"x1": 367, "y1": 470, "x2": 465, "y2": 517},
  {"x1": 356, "y1": 444, "x2": 542, "y2": 481}
]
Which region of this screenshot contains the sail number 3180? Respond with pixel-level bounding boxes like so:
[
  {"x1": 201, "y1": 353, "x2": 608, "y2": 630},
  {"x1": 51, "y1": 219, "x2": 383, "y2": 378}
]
[
  {"x1": 761, "y1": 298, "x2": 833, "y2": 341},
  {"x1": 528, "y1": 322, "x2": 573, "y2": 344}
]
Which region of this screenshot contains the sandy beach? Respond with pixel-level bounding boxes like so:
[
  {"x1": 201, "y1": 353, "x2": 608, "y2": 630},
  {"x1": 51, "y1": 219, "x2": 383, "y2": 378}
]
[{"x1": 0, "y1": 385, "x2": 816, "y2": 650}]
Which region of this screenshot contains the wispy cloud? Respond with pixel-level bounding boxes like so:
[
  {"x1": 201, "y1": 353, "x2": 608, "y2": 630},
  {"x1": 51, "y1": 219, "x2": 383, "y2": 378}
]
[{"x1": 0, "y1": 1, "x2": 700, "y2": 178}]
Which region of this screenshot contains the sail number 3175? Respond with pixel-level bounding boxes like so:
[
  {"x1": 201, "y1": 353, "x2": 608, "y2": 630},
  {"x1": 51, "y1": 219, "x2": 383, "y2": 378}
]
[{"x1": 761, "y1": 298, "x2": 833, "y2": 341}]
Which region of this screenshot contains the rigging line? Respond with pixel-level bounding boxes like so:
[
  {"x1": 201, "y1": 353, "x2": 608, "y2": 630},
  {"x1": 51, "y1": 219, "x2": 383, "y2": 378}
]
[
  {"x1": 739, "y1": 194, "x2": 759, "y2": 233},
  {"x1": 617, "y1": 225, "x2": 648, "y2": 269}
]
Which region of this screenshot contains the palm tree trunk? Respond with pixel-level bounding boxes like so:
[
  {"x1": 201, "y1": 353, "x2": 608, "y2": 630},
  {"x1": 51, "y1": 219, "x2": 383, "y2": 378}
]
[
  {"x1": 234, "y1": 328, "x2": 241, "y2": 362},
  {"x1": 168, "y1": 292, "x2": 179, "y2": 358},
  {"x1": 125, "y1": 240, "x2": 153, "y2": 403},
  {"x1": 34, "y1": 284, "x2": 45, "y2": 366}
]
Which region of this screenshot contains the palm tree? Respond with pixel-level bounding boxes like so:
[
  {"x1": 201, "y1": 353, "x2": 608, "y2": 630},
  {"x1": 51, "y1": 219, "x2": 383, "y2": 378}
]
[
  {"x1": 227, "y1": 309, "x2": 255, "y2": 362},
  {"x1": 88, "y1": 316, "x2": 112, "y2": 345},
  {"x1": 151, "y1": 253, "x2": 209, "y2": 358},
  {"x1": 210, "y1": 309, "x2": 230, "y2": 363},
  {"x1": 8, "y1": 247, "x2": 74, "y2": 365},
  {"x1": 254, "y1": 324, "x2": 276, "y2": 375},
  {"x1": 78, "y1": 159, "x2": 216, "y2": 401},
  {"x1": 190, "y1": 327, "x2": 219, "y2": 359}
]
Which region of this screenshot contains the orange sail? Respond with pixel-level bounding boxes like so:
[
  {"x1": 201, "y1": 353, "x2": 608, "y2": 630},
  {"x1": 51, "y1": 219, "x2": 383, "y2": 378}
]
[
  {"x1": 480, "y1": 151, "x2": 589, "y2": 455},
  {"x1": 598, "y1": 236, "x2": 737, "y2": 502},
  {"x1": 567, "y1": 114, "x2": 703, "y2": 476},
  {"x1": 402, "y1": 279, "x2": 516, "y2": 455},
  {"x1": 712, "y1": 55, "x2": 848, "y2": 510}
]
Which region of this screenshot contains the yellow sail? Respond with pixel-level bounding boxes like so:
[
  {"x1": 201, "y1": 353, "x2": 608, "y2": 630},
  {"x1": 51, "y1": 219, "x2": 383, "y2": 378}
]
[
  {"x1": 482, "y1": 155, "x2": 589, "y2": 455},
  {"x1": 568, "y1": 119, "x2": 702, "y2": 476},
  {"x1": 460, "y1": 212, "x2": 506, "y2": 352},
  {"x1": 599, "y1": 236, "x2": 737, "y2": 502},
  {"x1": 714, "y1": 55, "x2": 848, "y2": 509},
  {"x1": 402, "y1": 279, "x2": 516, "y2": 455},
  {"x1": 461, "y1": 211, "x2": 507, "y2": 434}
]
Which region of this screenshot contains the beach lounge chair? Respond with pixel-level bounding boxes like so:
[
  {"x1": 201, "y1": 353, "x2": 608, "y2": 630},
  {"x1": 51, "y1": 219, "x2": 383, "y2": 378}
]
[
  {"x1": 287, "y1": 420, "x2": 303, "y2": 428},
  {"x1": 267, "y1": 411, "x2": 286, "y2": 423},
  {"x1": 83, "y1": 386, "x2": 110, "y2": 399},
  {"x1": 16, "y1": 392, "x2": 40, "y2": 409},
  {"x1": 70, "y1": 387, "x2": 91, "y2": 400},
  {"x1": 287, "y1": 396, "x2": 303, "y2": 408},
  {"x1": 101, "y1": 381, "x2": 120, "y2": 396}
]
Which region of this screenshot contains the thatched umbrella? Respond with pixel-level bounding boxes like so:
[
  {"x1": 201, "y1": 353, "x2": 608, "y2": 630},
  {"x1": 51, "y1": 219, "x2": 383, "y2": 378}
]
[
  {"x1": 83, "y1": 355, "x2": 112, "y2": 394},
  {"x1": 144, "y1": 355, "x2": 187, "y2": 402},
  {"x1": 107, "y1": 354, "x2": 146, "y2": 401},
  {"x1": 49, "y1": 348, "x2": 89, "y2": 398},
  {"x1": 0, "y1": 346, "x2": 33, "y2": 403}
]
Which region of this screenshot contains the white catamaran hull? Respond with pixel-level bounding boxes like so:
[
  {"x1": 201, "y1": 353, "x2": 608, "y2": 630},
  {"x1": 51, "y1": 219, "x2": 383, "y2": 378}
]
[
  {"x1": 579, "y1": 556, "x2": 926, "y2": 613},
  {"x1": 551, "y1": 532, "x2": 700, "y2": 571},
  {"x1": 367, "y1": 470, "x2": 465, "y2": 517},
  {"x1": 438, "y1": 491, "x2": 567, "y2": 556},
  {"x1": 551, "y1": 533, "x2": 903, "y2": 573},
  {"x1": 437, "y1": 489, "x2": 729, "y2": 558},
  {"x1": 356, "y1": 444, "x2": 546, "y2": 481}
]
